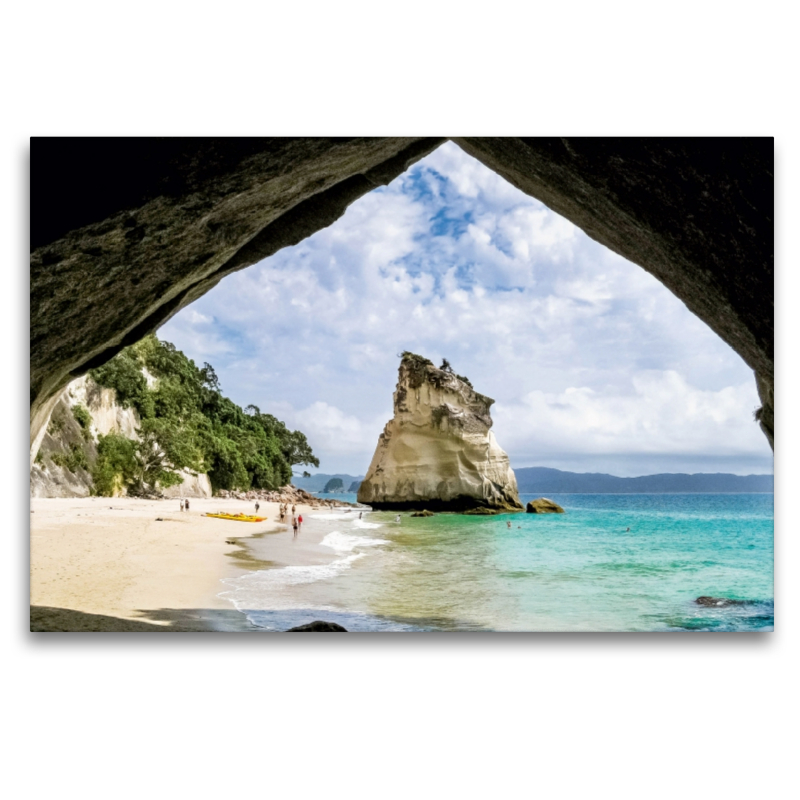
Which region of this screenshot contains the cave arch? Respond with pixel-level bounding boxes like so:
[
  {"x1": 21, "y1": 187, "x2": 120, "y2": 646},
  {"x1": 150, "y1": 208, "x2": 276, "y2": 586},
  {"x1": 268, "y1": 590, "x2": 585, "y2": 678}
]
[{"x1": 30, "y1": 137, "x2": 773, "y2": 460}]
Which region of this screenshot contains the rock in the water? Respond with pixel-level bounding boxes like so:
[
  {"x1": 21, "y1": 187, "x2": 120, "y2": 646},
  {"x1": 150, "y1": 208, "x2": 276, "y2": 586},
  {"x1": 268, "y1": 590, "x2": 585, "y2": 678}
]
[
  {"x1": 357, "y1": 353, "x2": 523, "y2": 512},
  {"x1": 286, "y1": 621, "x2": 348, "y2": 632},
  {"x1": 695, "y1": 596, "x2": 745, "y2": 607},
  {"x1": 526, "y1": 498, "x2": 565, "y2": 514},
  {"x1": 410, "y1": 509, "x2": 435, "y2": 517}
]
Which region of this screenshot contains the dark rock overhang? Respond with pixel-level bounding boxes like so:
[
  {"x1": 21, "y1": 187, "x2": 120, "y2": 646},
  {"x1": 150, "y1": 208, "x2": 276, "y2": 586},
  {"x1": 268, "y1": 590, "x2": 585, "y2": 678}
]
[{"x1": 29, "y1": 137, "x2": 774, "y2": 451}]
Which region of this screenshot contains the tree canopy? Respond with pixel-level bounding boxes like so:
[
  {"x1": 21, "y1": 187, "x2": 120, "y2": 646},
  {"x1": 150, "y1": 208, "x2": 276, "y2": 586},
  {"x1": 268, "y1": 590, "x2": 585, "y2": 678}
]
[{"x1": 89, "y1": 335, "x2": 318, "y2": 494}]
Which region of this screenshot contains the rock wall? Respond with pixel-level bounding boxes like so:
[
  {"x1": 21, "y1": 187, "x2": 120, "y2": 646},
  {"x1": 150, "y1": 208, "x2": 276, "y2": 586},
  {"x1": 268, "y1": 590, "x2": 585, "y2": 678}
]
[
  {"x1": 29, "y1": 376, "x2": 140, "y2": 498},
  {"x1": 358, "y1": 355, "x2": 523, "y2": 512},
  {"x1": 161, "y1": 470, "x2": 212, "y2": 499},
  {"x1": 29, "y1": 375, "x2": 211, "y2": 498}
]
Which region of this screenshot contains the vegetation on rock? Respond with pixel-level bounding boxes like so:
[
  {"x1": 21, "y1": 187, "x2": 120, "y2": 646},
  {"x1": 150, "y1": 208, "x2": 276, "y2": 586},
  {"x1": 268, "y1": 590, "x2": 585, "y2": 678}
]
[
  {"x1": 72, "y1": 404, "x2": 93, "y2": 438},
  {"x1": 323, "y1": 478, "x2": 344, "y2": 493},
  {"x1": 88, "y1": 335, "x2": 318, "y2": 495},
  {"x1": 50, "y1": 442, "x2": 89, "y2": 473}
]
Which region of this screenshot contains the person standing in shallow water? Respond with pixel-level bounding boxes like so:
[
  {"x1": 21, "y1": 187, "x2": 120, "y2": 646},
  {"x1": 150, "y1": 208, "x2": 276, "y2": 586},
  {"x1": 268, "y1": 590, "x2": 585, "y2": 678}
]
[{"x1": 292, "y1": 515, "x2": 299, "y2": 537}]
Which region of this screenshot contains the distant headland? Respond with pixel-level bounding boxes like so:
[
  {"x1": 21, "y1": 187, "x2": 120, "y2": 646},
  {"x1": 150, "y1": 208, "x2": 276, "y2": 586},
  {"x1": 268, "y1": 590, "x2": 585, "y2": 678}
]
[{"x1": 295, "y1": 467, "x2": 773, "y2": 495}]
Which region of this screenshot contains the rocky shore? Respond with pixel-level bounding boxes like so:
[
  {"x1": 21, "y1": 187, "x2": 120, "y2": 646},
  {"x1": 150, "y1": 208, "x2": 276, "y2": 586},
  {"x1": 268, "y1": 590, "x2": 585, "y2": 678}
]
[{"x1": 213, "y1": 485, "x2": 359, "y2": 508}]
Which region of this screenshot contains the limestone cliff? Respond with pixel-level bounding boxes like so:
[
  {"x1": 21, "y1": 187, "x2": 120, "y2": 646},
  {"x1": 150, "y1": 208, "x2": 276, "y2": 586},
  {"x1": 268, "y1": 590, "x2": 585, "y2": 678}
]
[
  {"x1": 29, "y1": 375, "x2": 211, "y2": 499},
  {"x1": 357, "y1": 354, "x2": 523, "y2": 512}
]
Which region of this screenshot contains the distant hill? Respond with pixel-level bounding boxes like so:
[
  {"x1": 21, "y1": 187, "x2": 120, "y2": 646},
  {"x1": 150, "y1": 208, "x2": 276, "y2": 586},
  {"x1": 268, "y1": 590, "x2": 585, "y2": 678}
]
[
  {"x1": 514, "y1": 467, "x2": 773, "y2": 493},
  {"x1": 291, "y1": 473, "x2": 364, "y2": 493}
]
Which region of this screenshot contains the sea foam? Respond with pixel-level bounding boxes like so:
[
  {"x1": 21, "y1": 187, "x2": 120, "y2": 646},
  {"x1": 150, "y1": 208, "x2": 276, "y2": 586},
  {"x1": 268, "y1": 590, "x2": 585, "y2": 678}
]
[
  {"x1": 320, "y1": 530, "x2": 389, "y2": 553},
  {"x1": 219, "y1": 553, "x2": 366, "y2": 612},
  {"x1": 352, "y1": 518, "x2": 382, "y2": 530}
]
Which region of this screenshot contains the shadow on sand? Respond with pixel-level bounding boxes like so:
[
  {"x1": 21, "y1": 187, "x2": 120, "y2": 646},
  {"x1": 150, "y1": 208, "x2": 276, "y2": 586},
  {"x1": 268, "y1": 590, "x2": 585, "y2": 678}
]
[{"x1": 30, "y1": 605, "x2": 258, "y2": 632}]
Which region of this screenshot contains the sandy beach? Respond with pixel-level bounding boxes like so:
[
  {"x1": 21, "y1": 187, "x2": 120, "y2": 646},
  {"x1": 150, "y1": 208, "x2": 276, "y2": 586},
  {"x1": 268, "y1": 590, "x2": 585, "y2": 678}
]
[{"x1": 30, "y1": 496, "x2": 333, "y2": 631}]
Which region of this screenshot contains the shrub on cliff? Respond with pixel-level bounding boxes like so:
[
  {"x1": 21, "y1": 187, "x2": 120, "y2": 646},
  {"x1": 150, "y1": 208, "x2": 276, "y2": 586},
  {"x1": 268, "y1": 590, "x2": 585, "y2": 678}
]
[{"x1": 72, "y1": 404, "x2": 92, "y2": 438}]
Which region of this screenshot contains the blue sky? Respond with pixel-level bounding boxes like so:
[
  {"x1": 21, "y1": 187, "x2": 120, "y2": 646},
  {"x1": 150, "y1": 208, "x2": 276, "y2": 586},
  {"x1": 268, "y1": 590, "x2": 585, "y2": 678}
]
[{"x1": 160, "y1": 142, "x2": 774, "y2": 477}]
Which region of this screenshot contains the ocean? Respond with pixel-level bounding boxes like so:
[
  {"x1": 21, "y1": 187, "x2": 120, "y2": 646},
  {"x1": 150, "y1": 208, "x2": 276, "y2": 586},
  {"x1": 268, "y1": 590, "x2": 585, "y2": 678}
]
[{"x1": 219, "y1": 493, "x2": 774, "y2": 632}]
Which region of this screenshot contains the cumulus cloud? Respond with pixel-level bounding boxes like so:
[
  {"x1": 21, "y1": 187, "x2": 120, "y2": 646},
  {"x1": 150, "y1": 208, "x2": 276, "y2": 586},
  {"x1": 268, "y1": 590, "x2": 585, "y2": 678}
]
[{"x1": 160, "y1": 142, "x2": 773, "y2": 476}]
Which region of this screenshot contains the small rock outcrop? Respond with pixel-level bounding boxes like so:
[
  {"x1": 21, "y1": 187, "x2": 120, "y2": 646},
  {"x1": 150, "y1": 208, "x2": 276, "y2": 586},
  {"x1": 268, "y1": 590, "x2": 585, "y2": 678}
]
[
  {"x1": 286, "y1": 621, "x2": 348, "y2": 632},
  {"x1": 410, "y1": 510, "x2": 435, "y2": 517},
  {"x1": 695, "y1": 596, "x2": 745, "y2": 607},
  {"x1": 526, "y1": 498, "x2": 565, "y2": 514},
  {"x1": 357, "y1": 354, "x2": 523, "y2": 512}
]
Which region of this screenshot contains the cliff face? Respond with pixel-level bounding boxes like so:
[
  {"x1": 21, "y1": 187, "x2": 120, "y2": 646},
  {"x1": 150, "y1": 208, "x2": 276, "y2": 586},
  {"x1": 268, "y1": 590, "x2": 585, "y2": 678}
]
[
  {"x1": 29, "y1": 376, "x2": 140, "y2": 498},
  {"x1": 357, "y1": 355, "x2": 523, "y2": 512},
  {"x1": 29, "y1": 375, "x2": 211, "y2": 499}
]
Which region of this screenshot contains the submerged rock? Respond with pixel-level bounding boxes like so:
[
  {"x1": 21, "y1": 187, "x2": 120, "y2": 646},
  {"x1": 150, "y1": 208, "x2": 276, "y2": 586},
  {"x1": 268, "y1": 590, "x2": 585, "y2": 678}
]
[
  {"x1": 695, "y1": 596, "x2": 746, "y2": 607},
  {"x1": 286, "y1": 621, "x2": 348, "y2": 632},
  {"x1": 526, "y1": 498, "x2": 565, "y2": 514},
  {"x1": 357, "y1": 353, "x2": 523, "y2": 512}
]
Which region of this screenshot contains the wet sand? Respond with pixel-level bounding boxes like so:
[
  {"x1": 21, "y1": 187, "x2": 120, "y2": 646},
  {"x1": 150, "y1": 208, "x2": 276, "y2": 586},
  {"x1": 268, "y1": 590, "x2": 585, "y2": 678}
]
[{"x1": 30, "y1": 496, "x2": 328, "y2": 631}]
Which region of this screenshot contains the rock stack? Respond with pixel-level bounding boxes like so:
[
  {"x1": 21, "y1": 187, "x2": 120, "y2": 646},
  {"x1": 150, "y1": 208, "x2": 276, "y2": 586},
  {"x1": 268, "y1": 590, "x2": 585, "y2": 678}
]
[{"x1": 358, "y1": 353, "x2": 523, "y2": 512}]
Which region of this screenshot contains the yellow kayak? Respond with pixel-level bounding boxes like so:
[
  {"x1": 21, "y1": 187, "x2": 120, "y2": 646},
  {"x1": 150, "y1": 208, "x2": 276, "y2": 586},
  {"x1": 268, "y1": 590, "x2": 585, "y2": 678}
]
[{"x1": 204, "y1": 513, "x2": 267, "y2": 523}]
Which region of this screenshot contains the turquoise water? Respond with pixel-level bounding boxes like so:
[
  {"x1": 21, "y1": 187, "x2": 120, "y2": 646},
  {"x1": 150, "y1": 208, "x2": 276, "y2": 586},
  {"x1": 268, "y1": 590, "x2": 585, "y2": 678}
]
[{"x1": 221, "y1": 493, "x2": 774, "y2": 632}]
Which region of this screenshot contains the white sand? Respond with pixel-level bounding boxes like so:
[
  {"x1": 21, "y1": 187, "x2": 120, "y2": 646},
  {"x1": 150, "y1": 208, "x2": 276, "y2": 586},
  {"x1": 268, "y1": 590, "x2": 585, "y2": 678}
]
[{"x1": 30, "y1": 496, "x2": 326, "y2": 631}]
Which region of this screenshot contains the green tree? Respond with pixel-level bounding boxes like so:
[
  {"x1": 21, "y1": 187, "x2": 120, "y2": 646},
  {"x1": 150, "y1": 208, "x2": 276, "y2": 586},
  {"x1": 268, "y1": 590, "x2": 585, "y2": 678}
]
[{"x1": 92, "y1": 433, "x2": 137, "y2": 496}]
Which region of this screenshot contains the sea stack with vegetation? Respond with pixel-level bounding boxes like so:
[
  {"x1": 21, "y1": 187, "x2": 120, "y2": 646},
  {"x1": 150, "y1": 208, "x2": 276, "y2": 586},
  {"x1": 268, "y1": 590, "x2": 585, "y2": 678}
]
[{"x1": 357, "y1": 353, "x2": 523, "y2": 512}]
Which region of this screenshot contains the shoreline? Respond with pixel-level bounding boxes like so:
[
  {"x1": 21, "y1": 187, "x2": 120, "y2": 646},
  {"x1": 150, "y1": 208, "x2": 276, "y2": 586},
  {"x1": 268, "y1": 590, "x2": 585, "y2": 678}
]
[{"x1": 30, "y1": 496, "x2": 338, "y2": 632}]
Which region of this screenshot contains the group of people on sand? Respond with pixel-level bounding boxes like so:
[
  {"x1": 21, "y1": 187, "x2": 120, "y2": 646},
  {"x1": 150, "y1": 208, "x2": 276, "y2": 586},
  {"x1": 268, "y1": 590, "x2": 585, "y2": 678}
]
[{"x1": 179, "y1": 499, "x2": 191, "y2": 512}]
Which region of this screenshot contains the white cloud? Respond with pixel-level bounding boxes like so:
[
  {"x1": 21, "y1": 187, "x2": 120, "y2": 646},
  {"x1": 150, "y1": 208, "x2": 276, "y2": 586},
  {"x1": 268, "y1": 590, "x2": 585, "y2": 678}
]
[{"x1": 493, "y1": 372, "x2": 765, "y2": 462}]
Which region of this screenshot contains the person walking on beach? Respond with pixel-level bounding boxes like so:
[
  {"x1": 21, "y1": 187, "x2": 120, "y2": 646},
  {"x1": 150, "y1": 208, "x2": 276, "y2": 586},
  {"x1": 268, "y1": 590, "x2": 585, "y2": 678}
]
[
  {"x1": 185, "y1": 499, "x2": 190, "y2": 512},
  {"x1": 359, "y1": 511, "x2": 363, "y2": 520},
  {"x1": 298, "y1": 514, "x2": 303, "y2": 530},
  {"x1": 180, "y1": 499, "x2": 184, "y2": 512},
  {"x1": 255, "y1": 501, "x2": 260, "y2": 515},
  {"x1": 292, "y1": 515, "x2": 299, "y2": 537}
]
